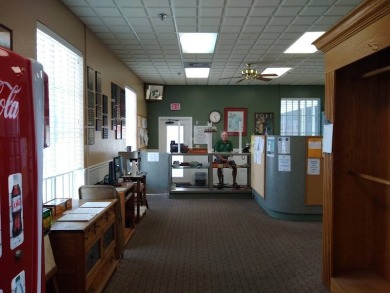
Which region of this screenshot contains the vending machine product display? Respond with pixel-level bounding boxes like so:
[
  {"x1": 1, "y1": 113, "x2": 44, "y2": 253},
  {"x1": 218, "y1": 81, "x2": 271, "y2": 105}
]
[{"x1": 0, "y1": 46, "x2": 48, "y2": 292}]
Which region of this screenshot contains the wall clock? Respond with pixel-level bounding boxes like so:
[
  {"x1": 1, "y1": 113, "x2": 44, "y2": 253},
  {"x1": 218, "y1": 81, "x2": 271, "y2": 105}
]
[{"x1": 209, "y1": 110, "x2": 222, "y2": 123}]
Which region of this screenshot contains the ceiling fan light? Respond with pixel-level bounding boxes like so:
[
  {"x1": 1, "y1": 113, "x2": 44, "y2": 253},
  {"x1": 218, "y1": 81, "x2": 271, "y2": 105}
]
[{"x1": 242, "y1": 68, "x2": 257, "y2": 77}]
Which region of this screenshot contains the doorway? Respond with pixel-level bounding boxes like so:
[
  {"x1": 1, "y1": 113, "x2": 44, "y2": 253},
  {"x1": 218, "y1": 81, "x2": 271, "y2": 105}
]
[
  {"x1": 158, "y1": 117, "x2": 193, "y2": 180},
  {"x1": 158, "y1": 117, "x2": 193, "y2": 153}
]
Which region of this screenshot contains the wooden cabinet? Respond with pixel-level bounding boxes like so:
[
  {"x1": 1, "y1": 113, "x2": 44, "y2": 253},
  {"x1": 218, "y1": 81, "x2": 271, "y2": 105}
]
[
  {"x1": 49, "y1": 199, "x2": 119, "y2": 293},
  {"x1": 314, "y1": 0, "x2": 390, "y2": 291},
  {"x1": 115, "y1": 184, "x2": 136, "y2": 245}
]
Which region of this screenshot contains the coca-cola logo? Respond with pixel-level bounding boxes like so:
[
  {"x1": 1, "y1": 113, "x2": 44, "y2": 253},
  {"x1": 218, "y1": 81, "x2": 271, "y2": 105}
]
[
  {"x1": 12, "y1": 197, "x2": 22, "y2": 210},
  {"x1": 0, "y1": 79, "x2": 20, "y2": 119}
]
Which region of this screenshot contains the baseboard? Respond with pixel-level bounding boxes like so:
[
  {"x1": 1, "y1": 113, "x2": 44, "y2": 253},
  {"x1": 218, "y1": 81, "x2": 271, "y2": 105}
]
[
  {"x1": 169, "y1": 193, "x2": 253, "y2": 199},
  {"x1": 252, "y1": 192, "x2": 323, "y2": 222}
]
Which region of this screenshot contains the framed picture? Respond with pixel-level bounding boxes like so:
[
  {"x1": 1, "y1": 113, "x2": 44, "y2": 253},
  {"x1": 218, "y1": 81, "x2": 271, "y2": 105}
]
[
  {"x1": 255, "y1": 112, "x2": 274, "y2": 135},
  {"x1": 224, "y1": 107, "x2": 247, "y2": 136},
  {"x1": 87, "y1": 66, "x2": 95, "y2": 91},
  {"x1": 0, "y1": 24, "x2": 12, "y2": 50}
]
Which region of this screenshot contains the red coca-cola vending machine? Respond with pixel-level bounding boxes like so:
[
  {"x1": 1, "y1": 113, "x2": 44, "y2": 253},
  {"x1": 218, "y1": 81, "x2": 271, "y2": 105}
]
[{"x1": 0, "y1": 46, "x2": 48, "y2": 292}]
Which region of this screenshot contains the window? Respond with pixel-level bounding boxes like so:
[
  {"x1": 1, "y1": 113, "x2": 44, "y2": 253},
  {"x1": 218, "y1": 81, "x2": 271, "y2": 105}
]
[
  {"x1": 37, "y1": 23, "x2": 84, "y2": 201},
  {"x1": 280, "y1": 98, "x2": 320, "y2": 136},
  {"x1": 125, "y1": 87, "x2": 137, "y2": 149}
]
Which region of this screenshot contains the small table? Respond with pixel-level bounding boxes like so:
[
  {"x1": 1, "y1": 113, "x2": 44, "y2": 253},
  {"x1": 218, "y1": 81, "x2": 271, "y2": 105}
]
[{"x1": 122, "y1": 173, "x2": 148, "y2": 222}]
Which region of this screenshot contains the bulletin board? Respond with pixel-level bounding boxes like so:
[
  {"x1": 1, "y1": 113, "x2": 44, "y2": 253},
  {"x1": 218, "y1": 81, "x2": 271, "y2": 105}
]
[
  {"x1": 251, "y1": 135, "x2": 266, "y2": 198},
  {"x1": 305, "y1": 136, "x2": 323, "y2": 205}
]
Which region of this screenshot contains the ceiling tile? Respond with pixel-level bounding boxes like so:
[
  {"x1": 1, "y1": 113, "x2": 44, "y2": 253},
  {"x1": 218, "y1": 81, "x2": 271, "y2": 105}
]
[
  {"x1": 102, "y1": 17, "x2": 128, "y2": 26},
  {"x1": 116, "y1": 0, "x2": 143, "y2": 7},
  {"x1": 173, "y1": 7, "x2": 197, "y2": 17},
  {"x1": 301, "y1": 6, "x2": 330, "y2": 16},
  {"x1": 199, "y1": 8, "x2": 224, "y2": 17},
  {"x1": 60, "y1": 0, "x2": 363, "y2": 85},
  {"x1": 122, "y1": 8, "x2": 148, "y2": 17},
  {"x1": 201, "y1": 0, "x2": 227, "y2": 8},
  {"x1": 225, "y1": 7, "x2": 251, "y2": 17},
  {"x1": 94, "y1": 7, "x2": 122, "y2": 17}
]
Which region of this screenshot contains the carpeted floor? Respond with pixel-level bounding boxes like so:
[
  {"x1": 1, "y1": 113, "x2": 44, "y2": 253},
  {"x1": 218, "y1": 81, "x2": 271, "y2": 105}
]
[{"x1": 104, "y1": 194, "x2": 328, "y2": 293}]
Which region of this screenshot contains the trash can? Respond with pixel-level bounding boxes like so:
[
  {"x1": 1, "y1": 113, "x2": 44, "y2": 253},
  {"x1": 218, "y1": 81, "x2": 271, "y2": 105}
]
[{"x1": 195, "y1": 172, "x2": 207, "y2": 186}]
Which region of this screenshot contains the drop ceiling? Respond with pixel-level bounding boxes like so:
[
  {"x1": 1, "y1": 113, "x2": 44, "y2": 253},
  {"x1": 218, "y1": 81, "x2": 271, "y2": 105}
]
[{"x1": 60, "y1": 0, "x2": 363, "y2": 86}]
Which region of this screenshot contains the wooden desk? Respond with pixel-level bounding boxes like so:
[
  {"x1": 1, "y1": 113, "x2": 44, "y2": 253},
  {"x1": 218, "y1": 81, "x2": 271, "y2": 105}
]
[
  {"x1": 115, "y1": 183, "x2": 136, "y2": 246},
  {"x1": 49, "y1": 199, "x2": 119, "y2": 293},
  {"x1": 123, "y1": 173, "x2": 148, "y2": 222}
]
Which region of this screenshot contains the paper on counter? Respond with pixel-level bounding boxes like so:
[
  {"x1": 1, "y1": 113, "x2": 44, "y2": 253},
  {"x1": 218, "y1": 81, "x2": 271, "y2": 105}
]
[
  {"x1": 57, "y1": 213, "x2": 96, "y2": 222},
  {"x1": 70, "y1": 207, "x2": 105, "y2": 215},
  {"x1": 80, "y1": 201, "x2": 111, "y2": 208}
]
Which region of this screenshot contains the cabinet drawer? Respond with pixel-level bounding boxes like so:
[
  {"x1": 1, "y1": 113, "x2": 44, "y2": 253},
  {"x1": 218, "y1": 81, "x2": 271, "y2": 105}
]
[{"x1": 84, "y1": 222, "x2": 99, "y2": 249}]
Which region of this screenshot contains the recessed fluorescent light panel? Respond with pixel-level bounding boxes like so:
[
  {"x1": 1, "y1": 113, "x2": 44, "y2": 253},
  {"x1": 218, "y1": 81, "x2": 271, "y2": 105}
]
[
  {"x1": 185, "y1": 68, "x2": 210, "y2": 78},
  {"x1": 261, "y1": 68, "x2": 292, "y2": 78},
  {"x1": 284, "y1": 32, "x2": 325, "y2": 53},
  {"x1": 179, "y1": 33, "x2": 218, "y2": 53}
]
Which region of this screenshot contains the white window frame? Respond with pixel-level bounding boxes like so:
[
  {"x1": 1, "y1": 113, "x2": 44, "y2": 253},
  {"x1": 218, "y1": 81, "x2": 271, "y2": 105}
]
[
  {"x1": 36, "y1": 23, "x2": 85, "y2": 201},
  {"x1": 125, "y1": 87, "x2": 137, "y2": 150},
  {"x1": 280, "y1": 98, "x2": 321, "y2": 136}
]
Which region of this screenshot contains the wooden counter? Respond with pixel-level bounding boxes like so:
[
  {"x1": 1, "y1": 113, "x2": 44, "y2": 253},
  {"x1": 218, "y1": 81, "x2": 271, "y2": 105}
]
[{"x1": 49, "y1": 199, "x2": 119, "y2": 293}]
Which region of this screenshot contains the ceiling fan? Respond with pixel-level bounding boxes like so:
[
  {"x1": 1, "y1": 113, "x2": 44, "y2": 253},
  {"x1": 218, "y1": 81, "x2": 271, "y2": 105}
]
[{"x1": 220, "y1": 63, "x2": 278, "y2": 83}]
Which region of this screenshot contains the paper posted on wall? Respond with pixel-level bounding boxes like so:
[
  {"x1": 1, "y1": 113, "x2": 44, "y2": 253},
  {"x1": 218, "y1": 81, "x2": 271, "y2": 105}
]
[{"x1": 323, "y1": 124, "x2": 333, "y2": 153}]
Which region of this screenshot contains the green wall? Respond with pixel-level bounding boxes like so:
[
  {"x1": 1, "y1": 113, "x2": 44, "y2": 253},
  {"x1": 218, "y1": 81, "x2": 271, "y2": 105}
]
[{"x1": 146, "y1": 85, "x2": 324, "y2": 149}]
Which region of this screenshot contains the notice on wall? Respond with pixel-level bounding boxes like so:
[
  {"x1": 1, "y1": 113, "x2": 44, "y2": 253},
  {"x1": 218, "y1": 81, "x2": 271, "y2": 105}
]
[
  {"x1": 147, "y1": 152, "x2": 159, "y2": 162},
  {"x1": 193, "y1": 126, "x2": 208, "y2": 144},
  {"x1": 278, "y1": 155, "x2": 291, "y2": 172},
  {"x1": 254, "y1": 136, "x2": 264, "y2": 164},
  {"x1": 307, "y1": 137, "x2": 322, "y2": 158},
  {"x1": 323, "y1": 124, "x2": 333, "y2": 153},
  {"x1": 307, "y1": 158, "x2": 320, "y2": 175},
  {"x1": 267, "y1": 137, "x2": 275, "y2": 157},
  {"x1": 278, "y1": 137, "x2": 290, "y2": 154}
]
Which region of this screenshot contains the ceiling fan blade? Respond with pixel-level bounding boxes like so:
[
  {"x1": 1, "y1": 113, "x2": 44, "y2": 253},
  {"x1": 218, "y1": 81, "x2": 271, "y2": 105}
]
[
  {"x1": 260, "y1": 73, "x2": 278, "y2": 77},
  {"x1": 235, "y1": 78, "x2": 246, "y2": 84},
  {"x1": 219, "y1": 76, "x2": 243, "y2": 80},
  {"x1": 256, "y1": 76, "x2": 273, "y2": 81}
]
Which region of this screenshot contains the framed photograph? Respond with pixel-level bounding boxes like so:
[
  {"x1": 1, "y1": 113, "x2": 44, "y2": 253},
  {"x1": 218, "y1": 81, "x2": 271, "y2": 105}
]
[
  {"x1": 255, "y1": 112, "x2": 274, "y2": 135},
  {"x1": 224, "y1": 108, "x2": 247, "y2": 136},
  {"x1": 102, "y1": 128, "x2": 108, "y2": 139},
  {"x1": 95, "y1": 71, "x2": 102, "y2": 93},
  {"x1": 87, "y1": 66, "x2": 95, "y2": 91},
  {"x1": 87, "y1": 128, "x2": 95, "y2": 145},
  {"x1": 0, "y1": 24, "x2": 12, "y2": 50}
]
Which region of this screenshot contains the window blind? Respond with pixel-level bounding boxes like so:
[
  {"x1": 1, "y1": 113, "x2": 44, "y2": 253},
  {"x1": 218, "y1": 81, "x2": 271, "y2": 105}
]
[
  {"x1": 280, "y1": 98, "x2": 320, "y2": 136},
  {"x1": 125, "y1": 87, "x2": 137, "y2": 149},
  {"x1": 36, "y1": 23, "x2": 84, "y2": 180}
]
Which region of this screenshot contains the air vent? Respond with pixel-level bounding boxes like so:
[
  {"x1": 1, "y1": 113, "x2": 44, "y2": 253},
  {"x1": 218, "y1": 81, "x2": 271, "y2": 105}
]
[{"x1": 183, "y1": 62, "x2": 211, "y2": 68}]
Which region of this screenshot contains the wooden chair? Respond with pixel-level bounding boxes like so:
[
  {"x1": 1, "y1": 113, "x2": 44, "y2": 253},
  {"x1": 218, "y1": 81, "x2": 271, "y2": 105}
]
[{"x1": 78, "y1": 185, "x2": 124, "y2": 258}]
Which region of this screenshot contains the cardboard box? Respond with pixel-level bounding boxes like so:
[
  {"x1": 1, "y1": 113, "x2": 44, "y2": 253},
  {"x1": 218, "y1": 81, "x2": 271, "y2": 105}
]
[
  {"x1": 42, "y1": 208, "x2": 52, "y2": 235},
  {"x1": 189, "y1": 148, "x2": 207, "y2": 154},
  {"x1": 43, "y1": 198, "x2": 72, "y2": 217}
]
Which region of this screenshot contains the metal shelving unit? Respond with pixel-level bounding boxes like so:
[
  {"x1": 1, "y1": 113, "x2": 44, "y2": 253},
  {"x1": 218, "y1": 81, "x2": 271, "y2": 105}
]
[{"x1": 168, "y1": 153, "x2": 251, "y2": 195}]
